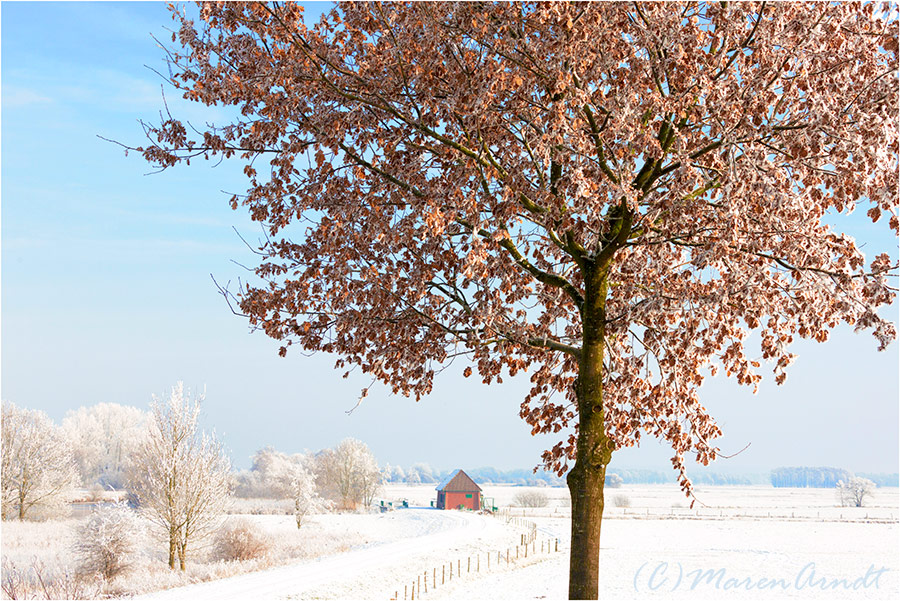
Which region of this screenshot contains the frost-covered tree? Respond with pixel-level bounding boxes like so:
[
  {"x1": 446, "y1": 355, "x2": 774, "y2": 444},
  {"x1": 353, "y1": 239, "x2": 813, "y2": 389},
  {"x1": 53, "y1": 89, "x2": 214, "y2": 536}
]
[
  {"x1": 390, "y1": 464, "x2": 406, "y2": 483},
  {"x1": 1, "y1": 401, "x2": 78, "y2": 521},
  {"x1": 73, "y1": 502, "x2": 144, "y2": 580},
  {"x1": 132, "y1": 3, "x2": 898, "y2": 597},
  {"x1": 249, "y1": 447, "x2": 300, "y2": 496},
  {"x1": 837, "y1": 477, "x2": 876, "y2": 507},
  {"x1": 243, "y1": 446, "x2": 325, "y2": 525},
  {"x1": 289, "y1": 463, "x2": 326, "y2": 528},
  {"x1": 62, "y1": 403, "x2": 148, "y2": 488},
  {"x1": 408, "y1": 463, "x2": 436, "y2": 484},
  {"x1": 127, "y1": 383, "x2": 231, "y2": 570},
  {"x1": 316, "y1": 438, "x2": 381, "y2": 510},
  {"x1": 381, "y1": 463, "x2": 406, "y2": 484}
]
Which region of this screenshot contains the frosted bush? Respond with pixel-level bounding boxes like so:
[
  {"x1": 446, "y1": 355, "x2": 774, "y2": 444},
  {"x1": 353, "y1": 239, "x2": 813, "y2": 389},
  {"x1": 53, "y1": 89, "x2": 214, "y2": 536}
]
[
  {"x1": 1, "y1": 558, "x2": 102, "y2": 600},
  {"x1": 514, "y1": 490, "x2": 550, "y2": 508},
  {"x1": 73, "y1": 502, "x2": 143, "y2": 580},
  {"x1": 214, "y1": 518, "x2": 274, "y2": 562},
  {"x1": 613, "y1": 494, "x2": 631, "y2": 508}
]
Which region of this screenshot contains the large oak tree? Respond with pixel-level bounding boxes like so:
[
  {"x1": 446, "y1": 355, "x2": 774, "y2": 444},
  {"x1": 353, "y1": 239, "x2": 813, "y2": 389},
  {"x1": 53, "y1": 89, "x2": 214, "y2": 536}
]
[{"x1": 134, "y1": 2, "x2": 898, "y2": 597}]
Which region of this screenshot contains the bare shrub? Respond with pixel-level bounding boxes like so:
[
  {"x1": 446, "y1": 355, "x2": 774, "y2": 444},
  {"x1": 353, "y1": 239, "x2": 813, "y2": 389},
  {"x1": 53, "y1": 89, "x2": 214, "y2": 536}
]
[
  {"x1": 513, "y1": 490, "x2": 550, "y2": 508},
  {"x1": 214, "y1": 519, "x2": 273, "y2": 562},
  {"x1": 612, "y1": 494, "x2": 631, "y2": 508},
  {"x1": 73, "y1": 502, "x2": 143, "y2": 580}
]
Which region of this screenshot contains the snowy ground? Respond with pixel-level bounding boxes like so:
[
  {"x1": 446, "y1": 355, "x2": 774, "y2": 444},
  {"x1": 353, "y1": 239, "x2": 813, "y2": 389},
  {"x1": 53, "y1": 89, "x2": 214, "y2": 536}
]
[
  {"x1": 137, "y1": 508, "x2": 528, "y2": 600},
  {"x1": 3, "y1": 485, "x2": 897, "y2": 600},
  {"x1": 137, "y1": 485, "x2": 899, "y2": 600},
  {"x1": 426, "y1": 517, "x2": 898, "y2": 600}
]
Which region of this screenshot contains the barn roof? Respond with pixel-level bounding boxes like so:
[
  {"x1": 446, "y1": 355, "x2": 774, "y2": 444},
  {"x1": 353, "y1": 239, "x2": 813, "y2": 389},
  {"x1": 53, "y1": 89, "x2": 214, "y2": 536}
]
[{"x1": 435, "y1": 469, "x2": 482, "y2": 492}]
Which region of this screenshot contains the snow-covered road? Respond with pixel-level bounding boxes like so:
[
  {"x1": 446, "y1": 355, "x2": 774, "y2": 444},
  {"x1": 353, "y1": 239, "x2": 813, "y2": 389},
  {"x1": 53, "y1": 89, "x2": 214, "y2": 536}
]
[{"x1": 137, "y1": 509, "x2": 511, "y2": 600}]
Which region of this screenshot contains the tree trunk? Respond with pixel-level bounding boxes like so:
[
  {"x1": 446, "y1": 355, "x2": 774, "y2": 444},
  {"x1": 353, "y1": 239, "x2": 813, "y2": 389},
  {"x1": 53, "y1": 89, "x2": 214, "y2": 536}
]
[
  {"x1": 567, "y1": 441, "x2": 610, "y2": 599},
  {"x1": 168, "y1": 533, "x2": 177, "y2": 569},
  {"x1": 178, "y1": 541, "x2": 187, "y2": 571},
  {"x1": 567, "y1": 265, "x2": 613, "y2": 600}
]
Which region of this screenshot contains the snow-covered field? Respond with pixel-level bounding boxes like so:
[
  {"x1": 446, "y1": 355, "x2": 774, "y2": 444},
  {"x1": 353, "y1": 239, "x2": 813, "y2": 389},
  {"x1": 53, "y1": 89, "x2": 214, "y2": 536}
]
[
  {"x1": 2, "y1": 484, "x2": 897, "y2": 600},
  {"x1": 137, "y1": 508, "x2": 528, "y2": 600}
]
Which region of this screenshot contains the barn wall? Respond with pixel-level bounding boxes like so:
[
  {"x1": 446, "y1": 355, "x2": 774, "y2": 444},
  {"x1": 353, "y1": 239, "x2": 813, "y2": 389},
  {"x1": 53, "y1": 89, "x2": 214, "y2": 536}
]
[{"x1": 443, "y1": 491, "x2": 479, "y2": 511}]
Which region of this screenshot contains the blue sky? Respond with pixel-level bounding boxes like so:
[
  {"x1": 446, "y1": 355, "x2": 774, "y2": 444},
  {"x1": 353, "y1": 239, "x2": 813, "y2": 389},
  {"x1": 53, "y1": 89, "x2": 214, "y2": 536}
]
[{"x1": 2, "y1": 2, "x2": 898, "y2": 476}]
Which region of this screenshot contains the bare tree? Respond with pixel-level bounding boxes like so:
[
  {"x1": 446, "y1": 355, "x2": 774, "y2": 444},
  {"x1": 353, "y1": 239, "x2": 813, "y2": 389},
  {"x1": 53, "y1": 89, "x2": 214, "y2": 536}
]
[
  {"x1": 1, "y1": 401, "x2": 78, "y2": 521},
  {"x1": 316, "y1": 438, "x2": 381, "y2": 511},
  {"x1": 836, "y1": 477, "x2": 876, "y2": 507},
  {"x1": 127, "y1": 382, "x2": 231, "y2": 570}
]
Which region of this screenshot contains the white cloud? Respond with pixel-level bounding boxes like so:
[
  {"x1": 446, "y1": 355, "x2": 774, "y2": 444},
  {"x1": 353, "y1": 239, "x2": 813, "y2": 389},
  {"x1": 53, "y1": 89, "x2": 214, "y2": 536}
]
[{"x1": 2, "y1": 86, "x2": 53, "y2": 108}]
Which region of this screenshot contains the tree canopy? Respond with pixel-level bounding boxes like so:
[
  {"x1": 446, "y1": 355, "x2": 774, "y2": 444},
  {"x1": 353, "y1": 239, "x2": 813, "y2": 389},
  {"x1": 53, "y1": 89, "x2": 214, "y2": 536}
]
[
  {"x1": 134, "y1": 3, "x2": 897, "y2": 596},
  {"x1": 141, "y1": 0, "x2": 896, "y2": 484}
]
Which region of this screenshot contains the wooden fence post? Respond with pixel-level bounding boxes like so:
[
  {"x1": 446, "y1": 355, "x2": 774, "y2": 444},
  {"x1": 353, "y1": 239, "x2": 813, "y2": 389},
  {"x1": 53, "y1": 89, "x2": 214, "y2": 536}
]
[
  {"x1": 424, "y1": 570, "x2": 428, "y2": 593},
  {"x1": 442, "y1": 564, "x2": 445, "y2": 585},
  {"x1": 468, "y1": 556, "x2": 471, "y2": 573},
  {"x1": 404, "y1": 584, "x2": 407, "y2": 600}
]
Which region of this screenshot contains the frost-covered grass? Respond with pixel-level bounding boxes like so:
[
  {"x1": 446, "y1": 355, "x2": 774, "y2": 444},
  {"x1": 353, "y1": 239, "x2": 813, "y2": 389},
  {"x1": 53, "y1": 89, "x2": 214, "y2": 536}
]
[
  {"x1": 0, "y1": 506, "x2": 369, "y2": 598},
  {"x1": 224, "y1": 497, "x2": 294, "y2": 515},
  {"x1": 3, "y1": 486, "x2": 898, "y2": 599}
]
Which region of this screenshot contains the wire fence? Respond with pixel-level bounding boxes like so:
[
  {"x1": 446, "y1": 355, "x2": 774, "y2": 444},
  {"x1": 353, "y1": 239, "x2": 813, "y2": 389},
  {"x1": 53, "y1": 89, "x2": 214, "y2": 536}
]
[
  {"x1": 503, "y1": 506, "x2": 899, "y2": 524},
  {"x1": 391, "y1": 512, "x2": 558, "y2": 600}
]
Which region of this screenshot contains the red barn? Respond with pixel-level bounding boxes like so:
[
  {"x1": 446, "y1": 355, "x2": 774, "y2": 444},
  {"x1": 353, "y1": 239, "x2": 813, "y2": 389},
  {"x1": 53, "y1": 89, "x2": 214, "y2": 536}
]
[{"x1": 435, "y1": 469, "x2": 482, "y2": 511}]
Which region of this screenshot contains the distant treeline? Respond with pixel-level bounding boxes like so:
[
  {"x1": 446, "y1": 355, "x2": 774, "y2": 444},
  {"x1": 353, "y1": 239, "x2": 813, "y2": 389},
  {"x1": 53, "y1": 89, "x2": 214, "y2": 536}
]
[
  {"x1": 383, "y1": 463, "x2": 898, "y2": 488},
  {"x1": 387, "y1": 466, "x2": 764, "y2": 487},
  {"x1": 858, "y1": 473, "x2": 900, "y2": 487},
  {"x1": 381, "y1": 463, "x2": 568, "y2": 487},
  {"x1": 770, "y1": 467, "x2": 899, "y2": 488},
  {"x1": 605, "y1": 469, "x2": 769, "y2": 485}
]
